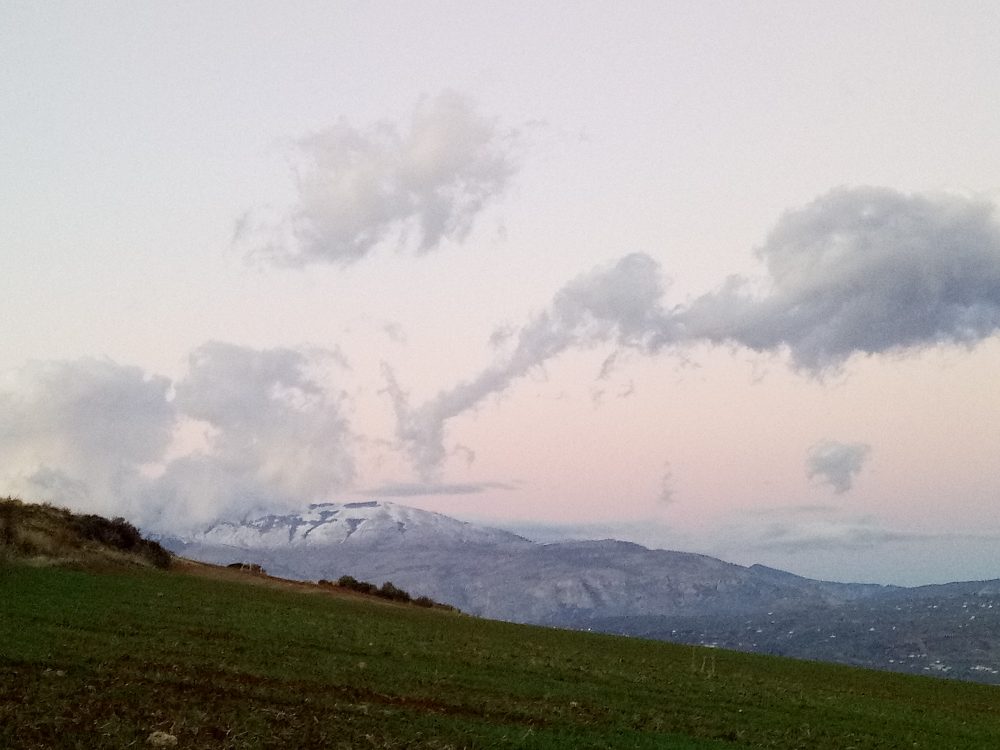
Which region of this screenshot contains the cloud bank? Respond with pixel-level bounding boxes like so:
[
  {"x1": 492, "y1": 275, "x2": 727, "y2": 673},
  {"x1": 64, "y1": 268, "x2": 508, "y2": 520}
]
[
  {"x1": 1, "y1": 343, "x2": 354, "y2": 531},
  {"x1": 0, "y1": 359, "x2": 175, "y2": 519},
  {"x1": 753, "y1": 517, "x2": 923, "y2": 552},
  {"x1": 389, "y1": 187, "x2": 1000, "y2": 475},
  {"x1": 239, "y1": 91, "x2": 520, "y2": 266},
  {"x1": 806, "y1": 440, "x2": 872, "y2": 494}
]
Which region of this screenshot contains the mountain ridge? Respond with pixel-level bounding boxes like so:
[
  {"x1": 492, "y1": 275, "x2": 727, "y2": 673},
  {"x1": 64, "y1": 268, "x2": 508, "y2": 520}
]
[{"x1": 156, "y1": 500, "x2": 893, "y2": 621}]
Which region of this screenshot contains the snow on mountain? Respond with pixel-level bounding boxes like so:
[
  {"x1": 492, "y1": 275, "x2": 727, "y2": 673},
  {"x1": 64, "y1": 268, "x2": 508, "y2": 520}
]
[
  {"x1": 185, "y1": 500, "x2": 529, "y2": 549},
  {"x1": 160, "y1": 501, "x2": 879, "y2": 624}
]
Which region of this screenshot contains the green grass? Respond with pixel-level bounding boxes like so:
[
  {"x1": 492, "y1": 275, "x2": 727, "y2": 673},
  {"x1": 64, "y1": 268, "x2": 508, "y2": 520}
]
[{"x1": 2, "y1": 563, "x2": 998, "y2": 749}]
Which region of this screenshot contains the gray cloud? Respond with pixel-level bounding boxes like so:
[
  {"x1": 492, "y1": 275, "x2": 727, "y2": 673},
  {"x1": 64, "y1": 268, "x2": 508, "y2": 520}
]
[
  {"x1": 386, "y1": 187, "x2": 1000, "y2": 476},
  {"x1": 806, "y1": 440, "x2": 872, "y2": 494},
  {"x1": 359, "y1": 481, "x2": 517, "y2": 498},
  {"x1": 670, "y1": 187, "x2": 1000, "y2": 371},
  {"x1": 0, "y1": 358, "x2": 175, "y2": 518},
  {"x1": 658, "y1": 462, "x2": 676, "y2": 505},
  {"x1": 238, "y1": 91, "x2": 520, "y2": 266},
  {"x1": 381, "y1": 321, "x2": 408, "y2": 345},
  {"x1": 384, "y1": 253, "x2": 667, "y2": 477}
]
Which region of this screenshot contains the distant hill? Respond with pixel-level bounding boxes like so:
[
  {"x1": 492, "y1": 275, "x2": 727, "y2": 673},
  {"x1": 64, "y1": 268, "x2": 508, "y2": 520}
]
[
  {"x1": 0, "y1": 497, "x2": 171, "y2": 570},
  {"x1": 158, "y1": 500, "x2": 1000, "y2": 685}
]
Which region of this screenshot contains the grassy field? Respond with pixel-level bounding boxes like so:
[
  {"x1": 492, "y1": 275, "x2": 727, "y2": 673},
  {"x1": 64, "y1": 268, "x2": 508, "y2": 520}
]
[{"x1": 2, "y1": 562, "x2": 999, "y2": 749}]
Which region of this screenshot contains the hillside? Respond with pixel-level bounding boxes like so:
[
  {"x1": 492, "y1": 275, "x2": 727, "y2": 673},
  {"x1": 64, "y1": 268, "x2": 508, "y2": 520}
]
[
  {"x1": 0, "y1": 497, "x2": 171, "y2": 570},
  {"x1": 4, "y1": 559, "x2": 1000, "y2": 748}
]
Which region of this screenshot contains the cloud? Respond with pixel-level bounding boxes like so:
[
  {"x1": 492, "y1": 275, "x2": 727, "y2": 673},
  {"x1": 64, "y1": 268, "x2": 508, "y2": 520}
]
[
  {"x1": 359, "y1": 481, "x2": 517, "y2": 498},
  {"x1": 381, "y1": 321, "x2": 407, "y2": 345},
  {"x1": 806, "y1": 440, "x2": 871, "y2": 494},
  {"x1": 715, "y1": 506, "x2": 927, "y2": 556},
  {"x1": 658, "y1": 462, "x2": 676, "y2": 505},
  {"x1": 383, "y1": 253, "x2": 667, "y2": 477},
  {"x1": 238, "y1": 91, "x2": 521, "y2": 266},
  {"x1": 0, "y1": 343, "x2": 356, "y2": 532},
  {"x1": 151, "y1": 341, "x2": 354, "y2": 526},
  {"x1": 670, "y1": 187, "x2": 1000, "y2": 371},
  {"x1": 0, "y1": 358, "x2": 175, "y2": 518},
  {"x1": 752, "y1": 518, "x2": 925, "y2": 552},
  {"x1": 384, "y1": 186, "x2": 1000, "y2": 476}
]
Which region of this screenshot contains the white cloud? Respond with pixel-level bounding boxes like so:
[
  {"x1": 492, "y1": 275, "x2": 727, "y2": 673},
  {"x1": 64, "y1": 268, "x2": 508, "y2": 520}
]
[
  {"x1": 0, "y1": 343, "x2": 356, "y2": 531},
  {"x1": 0, "y1": 358, "x2": 174, "y2": 518},
  {"x1": 153, "y1": 341, "x2": 354, "y2": 526},
  {"x1": 238, "y1": 91, "x2": 521, "y2": 266}
]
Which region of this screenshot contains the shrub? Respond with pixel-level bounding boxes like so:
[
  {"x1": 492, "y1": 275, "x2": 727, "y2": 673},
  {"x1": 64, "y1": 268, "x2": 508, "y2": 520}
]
[
  {"x1": 76, "y1": 514, "x2": 142, "y2": 550},
  {"x1": 379, "y1": 581, "x2": 411, "y2": 603},
  {"x1": 72, "y1": 514, "x2": 171, "y2": 569},
  {"x1": 0, "y1": 502, "x2": 15, "y2": 548},
  {"x1": 336, "y1": 575, "x2": 377, "y2": 594},
  {"x1": 138, "y1": 540, "x2": 172, "y2": 569},
  {"x1": 330, "y1": 574, "x2": 449, "y2": 607}
]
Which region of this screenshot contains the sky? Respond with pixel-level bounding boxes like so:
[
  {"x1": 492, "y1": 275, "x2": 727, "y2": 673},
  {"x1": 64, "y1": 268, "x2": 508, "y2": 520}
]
[{"x1": 3, "y1": 2, "x2": 1000, "y2": 585}]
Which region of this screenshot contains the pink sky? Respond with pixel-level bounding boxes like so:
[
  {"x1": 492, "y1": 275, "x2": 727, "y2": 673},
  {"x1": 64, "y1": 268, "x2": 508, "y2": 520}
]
[{"x1": 3, "y1": 2, "x2": 1000, "y2": 584}]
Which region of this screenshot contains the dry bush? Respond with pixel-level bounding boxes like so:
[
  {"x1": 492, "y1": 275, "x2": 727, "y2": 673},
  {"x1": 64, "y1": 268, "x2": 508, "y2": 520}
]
[{"x1": 0, "y1": 497, "x2": 171, "y2": 569}]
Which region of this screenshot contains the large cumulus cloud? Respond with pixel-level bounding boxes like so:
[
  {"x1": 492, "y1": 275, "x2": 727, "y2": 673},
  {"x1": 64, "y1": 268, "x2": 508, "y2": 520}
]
[
  {"x1": 670, "y1": 187, "x2": 1000, "y2": 371},
  {"x1": 238, "y1": 91, "x2": 521, "y2": 266}
]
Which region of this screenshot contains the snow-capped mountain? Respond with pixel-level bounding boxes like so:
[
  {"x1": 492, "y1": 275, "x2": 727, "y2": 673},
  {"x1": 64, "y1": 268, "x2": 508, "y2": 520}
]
[
  {"x1": 190, "y1": 500, "x2": 528, "y2": 549},
  {"x1": 159, "y1": 500, "x2": 880, "y2": 624}
]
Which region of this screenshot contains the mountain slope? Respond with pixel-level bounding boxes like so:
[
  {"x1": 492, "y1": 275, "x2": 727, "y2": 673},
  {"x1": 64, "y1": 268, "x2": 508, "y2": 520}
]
[
  {"x1": 158, "y1": 501, "x2": 884, "y2": 622},
  {"x1": 194, "y1": 500, "x2": 529, "y2": 548}
]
